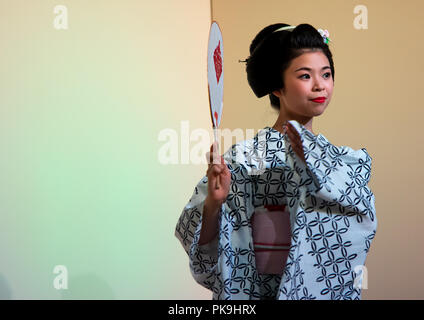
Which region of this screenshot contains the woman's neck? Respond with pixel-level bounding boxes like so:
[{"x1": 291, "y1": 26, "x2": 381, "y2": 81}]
[{"x1": 272, "y1": 117, "x2": 315, "y2": 135}]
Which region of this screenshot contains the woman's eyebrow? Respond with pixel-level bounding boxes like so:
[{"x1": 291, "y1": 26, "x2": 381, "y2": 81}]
[{"x1": 295, "y1": 66, "x2": 331, "y2": 72}]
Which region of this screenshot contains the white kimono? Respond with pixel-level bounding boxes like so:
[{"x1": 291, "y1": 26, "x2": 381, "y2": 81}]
[{"x1": 175, "y1": 120, "x2": 377, "y2": 300}]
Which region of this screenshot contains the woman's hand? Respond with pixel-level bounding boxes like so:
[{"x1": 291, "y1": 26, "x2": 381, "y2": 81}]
[
  {"x1": 284, "y1": 122, "x2": 306, "y2": 163},
  {"x1": 205, "y1": 142, "x2": 231, "y2": 204}
]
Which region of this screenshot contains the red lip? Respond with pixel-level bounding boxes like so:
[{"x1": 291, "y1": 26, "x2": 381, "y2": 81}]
[{"x1": 311, "y1": 97, "x2": 326, "y2": 103}]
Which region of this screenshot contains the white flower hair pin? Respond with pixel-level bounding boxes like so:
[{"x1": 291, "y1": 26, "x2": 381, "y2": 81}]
[
  {"x1": 317, "y1": 29, "x2": 332, "y2": 44},
  {"x1": 272, "y1": 26, "x2": 332, "y2": 45}
]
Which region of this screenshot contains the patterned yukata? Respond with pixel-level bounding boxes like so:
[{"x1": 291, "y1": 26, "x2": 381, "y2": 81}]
[{"x1": 175, "y1": 120, "x2": 377, "y2": 300}]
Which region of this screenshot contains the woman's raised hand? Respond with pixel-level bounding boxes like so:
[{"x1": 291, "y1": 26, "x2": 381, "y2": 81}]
[
  {"x1": 205, "y1": 142, "x2": 231, "y2": 204},
  {"x1": 284, "y1": 122, "x2": 306, "y2": 163}
]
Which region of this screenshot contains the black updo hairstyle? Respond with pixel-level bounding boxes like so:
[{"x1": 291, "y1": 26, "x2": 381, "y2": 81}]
[{"x1": 243, "y1": 23, "x2": 335, "y2": 110}]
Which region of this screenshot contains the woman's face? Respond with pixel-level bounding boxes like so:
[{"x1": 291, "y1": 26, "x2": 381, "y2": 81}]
[{"x1": 274, "y1": 50, "x2": 334, "y2": 118}]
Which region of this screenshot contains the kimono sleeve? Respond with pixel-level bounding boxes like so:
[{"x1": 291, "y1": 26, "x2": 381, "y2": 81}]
[
  {"x1": 174, "y1": 173, "x2": 220, "y2": 291},
  {"x1": 175, "y1": 142, "x2": 255, "y2": 293},
  {"x1": 285, "y1": 120, "x2": 376, "y2": 220}
]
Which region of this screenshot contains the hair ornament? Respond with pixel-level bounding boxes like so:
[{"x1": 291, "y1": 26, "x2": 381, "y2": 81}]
[
  {"x1": 272, "y1": 25, "x2": 297, "y2": 33},
  {"x1": 238, "y1": 25, "x2": 332, "y2": 64},
  {"x1": 317, "y1": 28, "x2": 332, "y2": 44},
  {"x1": 273, "y1": 25, "x2": 332, "y2": 44}
]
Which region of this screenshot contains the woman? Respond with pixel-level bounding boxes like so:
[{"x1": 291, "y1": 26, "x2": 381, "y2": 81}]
[{"x1": 175, "y1": 23, "x2": 377, "y2": 300}]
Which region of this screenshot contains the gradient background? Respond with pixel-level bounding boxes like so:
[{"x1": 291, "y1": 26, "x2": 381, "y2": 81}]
[{"x1": 0, "y1": 0, "x2": 422, "y2": 299}]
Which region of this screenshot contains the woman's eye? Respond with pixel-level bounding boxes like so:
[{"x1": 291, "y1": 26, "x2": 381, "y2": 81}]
[{"x1": 300, "y1": 73, "x2": 331, "y2": 79}]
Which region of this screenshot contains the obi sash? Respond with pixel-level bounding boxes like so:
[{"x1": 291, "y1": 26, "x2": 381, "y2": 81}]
[{"x1": 250, "y1": 204, "x2": 291, "y2": 275}]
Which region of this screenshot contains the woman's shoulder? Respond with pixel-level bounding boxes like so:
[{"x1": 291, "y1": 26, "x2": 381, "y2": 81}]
[
  {"x1": 318, "y1": 134, "x2": 372, "y2": 165},
  {"x1": 286, "y1": 120, "x2": 373, "y2": 165}
]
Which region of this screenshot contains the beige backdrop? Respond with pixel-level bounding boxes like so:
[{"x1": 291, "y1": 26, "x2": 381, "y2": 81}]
[{"x1": 211, "y1": 0, "x2": 424, "y2": 299}]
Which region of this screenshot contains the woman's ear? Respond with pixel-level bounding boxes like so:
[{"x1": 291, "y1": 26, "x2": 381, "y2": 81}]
[{"x1": 272, "y1": 89, "x2": 282, "y2": 98}]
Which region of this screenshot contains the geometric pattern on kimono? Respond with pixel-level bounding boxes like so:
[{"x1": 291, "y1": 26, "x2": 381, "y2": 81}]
[{"x1": 175, "y1": 120, "x2": 377, "y2": 300}]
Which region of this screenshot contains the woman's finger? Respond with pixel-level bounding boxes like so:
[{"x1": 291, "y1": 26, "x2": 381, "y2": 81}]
[
  {"x1": 206, "y1": 152, "x2": 219, "y2": 165},
  {"x1": 207, "y1": 166, "x2": 222, "y2": 178},
  {"x1": 208, "y1": 143, "x2": 218, "y2": 164},
  {"x1": 293, "y1": 143, "x2": 305, "y2": 160},
  {"x1": 287, "y1": 133, "x2": 303, "y2": 154},
  {"x1": 212, "y1": 151, "x2": 221, "y2": 164},
  {"x1": 207, "y1": 163, "x2": 223, "y2": 175},
  {"x1": 288, "y1": 129, "x2": 302, "y2": 147},
  {"x1": 206, "y1": 151, "x2": 213, "y2": 164},
  {"x1": 284, "y1": 124, "x2": 306, "y2": 161}
]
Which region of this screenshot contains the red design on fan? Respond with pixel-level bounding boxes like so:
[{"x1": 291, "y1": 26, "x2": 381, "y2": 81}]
[
  {"x1": 213, "y1": 41, "x2": 222, "y2": 83},
  {"x1": 214, "y1": 111, "x2": 218, "y2": 126}
]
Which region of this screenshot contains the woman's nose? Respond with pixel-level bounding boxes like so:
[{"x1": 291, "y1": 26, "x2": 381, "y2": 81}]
[{"x1": 313, "y1": 80, "x2": 325, "y2": 91}]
